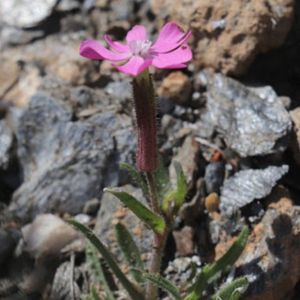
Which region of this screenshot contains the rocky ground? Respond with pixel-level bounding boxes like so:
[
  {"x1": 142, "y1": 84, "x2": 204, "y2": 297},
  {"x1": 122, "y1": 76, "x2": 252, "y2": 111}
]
[{"x1": 0, "y1": 0, "x2": 300, "y2": 299}]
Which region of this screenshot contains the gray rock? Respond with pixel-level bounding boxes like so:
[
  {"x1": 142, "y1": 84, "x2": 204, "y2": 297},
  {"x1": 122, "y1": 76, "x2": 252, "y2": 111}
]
[
  {"x1": 56, "y1": 0, "x2": 81, "y2": 12},
  {"x1": 204, "y1": 161, "x2": 225, "y2": 194},
  {"x1": 94, "y1": 185, "x2": 152, "y2": 262},
  {"x1": 0, "y1": 229, "x2": 19, "y2": 266},
  {"x1": 0, "y1": 120, "x2": 13, "y2": 169},
  {"x1": 220, "y1": 165, "x2": 289, "y2": 215},
  {"x1": 9, "y1": 91, "x2": 135, "y2": 222},
  {"x1": 22, "y1": 214, "x2": 78, "y2": 261},
  {"x1": 199, "y1": 72, "x2": 292, "y2": 157},
  {"x1": 0, "y1": 27, "x2": 45, "y2": 48},
  {"x1": 0, "y1": 0, "x2": 58, "y2": 28},
  {"x1": 50, "y1": 261, "x2": 81, "y2": 300},
  {"x1": 164, "y1": 256, "x2": 201, "y2": 285}
]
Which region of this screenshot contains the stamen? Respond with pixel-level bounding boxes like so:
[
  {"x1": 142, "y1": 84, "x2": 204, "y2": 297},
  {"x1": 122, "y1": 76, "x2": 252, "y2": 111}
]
[{"x1": 129, "y1": 40, "x2": 152, "y2": 58}]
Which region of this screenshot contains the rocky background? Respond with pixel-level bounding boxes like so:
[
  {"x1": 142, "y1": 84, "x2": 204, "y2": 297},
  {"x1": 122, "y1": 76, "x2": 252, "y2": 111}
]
[{"x1": 0, "y1": 0, "x2": 300, "y2": 299}]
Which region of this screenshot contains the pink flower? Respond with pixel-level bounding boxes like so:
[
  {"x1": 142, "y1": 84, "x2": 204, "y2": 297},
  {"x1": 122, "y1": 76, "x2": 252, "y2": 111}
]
[{"x1": 80, "y1": 22, "x2": 192, "y2": 76}]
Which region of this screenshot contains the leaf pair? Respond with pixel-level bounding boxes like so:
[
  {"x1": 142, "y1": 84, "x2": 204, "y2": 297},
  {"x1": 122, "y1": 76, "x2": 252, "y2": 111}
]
[
  {"x1": 104, "y1": 188, "x2": 166, "y2": 235},
  {"x1": 68, "y1": 220, "x2": 144, "y2": 300},
  {"x1": 184, "y1": 226, "x2": 249, "y2": 300}
]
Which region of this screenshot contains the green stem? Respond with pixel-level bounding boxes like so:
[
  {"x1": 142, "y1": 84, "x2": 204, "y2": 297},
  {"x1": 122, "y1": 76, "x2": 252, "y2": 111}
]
[
  {"x1": 145, "y1": 171, "x2": 168, "y2": 300},
  {"x1": 146, "y1": 230, "x2": 168, "y2": 300}
]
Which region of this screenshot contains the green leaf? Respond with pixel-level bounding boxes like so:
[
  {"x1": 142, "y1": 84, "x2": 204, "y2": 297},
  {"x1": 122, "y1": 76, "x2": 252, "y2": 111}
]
[
  {"x1": 104, "y1": 188, "x2": 166, "y2": 235},
  {"x1": 120, "y1": 163, "x2": 149, "y2": 198},
  {"x1": 142, "y1": 272, "x2": 182, "y2": 300},
  {"x1": 184, "y1": 226, "x2": 249, "y2": 300},
  {"x1": 115, "y1": 222, "x2": 144, "y2": 283},
  {"x1": 153, "y1": 157, "x2": 171, "y2": 200},
  {"x1": 68, "y1": 219, "x2": 144, "y2": 300},
  {"x1": 179, "y1": 261, "x2": 198, "y2": 292},
  {"x1": 162, "y1": 161, "x2": 187, "y2": 214},
  {"x1": 91, "y1": 286, "x2": 101, "y2": 300},
  {"x1": 211, "y1": 277, "x2": 249, "y2": 300},
  {"x1": 86, "y1": 243, "x2": 116, "y2": 300}
]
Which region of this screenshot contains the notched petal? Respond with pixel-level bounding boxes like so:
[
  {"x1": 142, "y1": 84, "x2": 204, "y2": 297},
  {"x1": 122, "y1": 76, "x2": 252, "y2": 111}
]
[{"x1": 80, "y1": 39, "x2": 130, "y2": 61}]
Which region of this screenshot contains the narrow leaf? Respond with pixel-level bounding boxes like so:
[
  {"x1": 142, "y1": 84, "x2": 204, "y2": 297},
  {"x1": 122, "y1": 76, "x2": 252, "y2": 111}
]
[
  {"x1": 211, "y1": 277, "x2": 249, "y2": 300},
  {"x1": 142, "y1": 272, "x2": 181, "y2": 300},
  {"x1": 91, "y1": 286, "x2": 101, "y2": 300},
  {"x1": 86, "y1": 243, "x2": 116, "y2": 300},
  {"x1": 162, "y1": 161, "x2": 187, "y2": 213},
  {"x1": 184, "y1": 226, "x2": 249, "y2": 300},
  {"x1": 68, "y1": 219, "x2": 144, "y2": 300},
  {"x1": 174, "y1": 161, "x2": 188, "y2": 208},
  {"x1": 154, "y1": 157, "x2": 171, "y2": 200},
  {"x1": 179, "y1": 262, "x2": 198, "y2": 292},
  {"x1": 120, "y1": 163, "x2": 149, "y2": 198},
  {"x1": 104, "y1": 188, "x2": 166, "y2": 234},
  {"x1": 115, "y1": 222, "x2": 144, "y2": 283}
]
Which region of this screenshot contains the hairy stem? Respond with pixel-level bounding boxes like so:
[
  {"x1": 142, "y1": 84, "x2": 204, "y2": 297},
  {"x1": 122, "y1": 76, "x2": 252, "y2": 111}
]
[
  {"x1": 145, "y1": 172, "x2": 168, "y2": 300},
  {"x1": 132, "y1": 70, "x2": 157, "y2": 172}
]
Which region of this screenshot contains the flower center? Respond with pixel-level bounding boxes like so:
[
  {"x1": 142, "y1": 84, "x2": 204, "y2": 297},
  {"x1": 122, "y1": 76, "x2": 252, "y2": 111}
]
[{"x1": 129, "y1": 40, "x2": 152, "y2": 58}]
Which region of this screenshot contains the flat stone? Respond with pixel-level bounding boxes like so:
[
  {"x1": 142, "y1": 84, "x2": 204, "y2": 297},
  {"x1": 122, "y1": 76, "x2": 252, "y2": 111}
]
[
  {"x1": 0, "y1": 0, "x2": 58, "y2": 28},
  {"x1": 8, "y1": 89, "x2": 135, "y2": 222},
  {"x1": 199, "y1": 72, "x2": 292, "y2": 157},
  {"x1": 220, "y1": 165, "x2": 289, "y2": 215}
]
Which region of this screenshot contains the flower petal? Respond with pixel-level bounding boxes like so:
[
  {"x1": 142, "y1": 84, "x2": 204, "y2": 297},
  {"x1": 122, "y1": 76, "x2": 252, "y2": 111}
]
[
  {"x1": 114, "y1": 56, "x2": 151, "y2": 76},
  {"x1": 104, "y1": 34, "x2": 129, "y2": 53},
  {"x1": 152, "y1": 22, "x2": 192, "y2": 53},
  {"x1": 162, "y1": 63, "x2": 187, "y2": 69},
  {"x1": 152, "y1": 44, "x2": 192, "y2": 69},
  {"x1": 80, "y1": 40, "x2": 130, "y2": 61},
  {"x1": 126, "y1": 25, "x2": 147, "y2": 43}
]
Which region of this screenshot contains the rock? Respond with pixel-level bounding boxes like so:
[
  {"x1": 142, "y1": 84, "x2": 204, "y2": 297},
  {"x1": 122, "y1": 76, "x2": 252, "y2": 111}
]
[
  {"x1": 199, "y1": 72, "x2": 292, "y2": 157},
  {"x1": 94, "y1": 185, "x2": 152, "y2": 261},
  {"x1": 3, "y1": 63, "x2": 43, "y2": 107},
  {"x1": 164, "y1": 256, "x2": 201, "y2": 285},
  {"x1": 158, "y1": 71, "x2": 192, "y2": 105},
  {"x1": 0, "y1": 120, "x2": 13, "y2": 170},
  {"x1": 0, "y1": 32, "x2": 97, "y2": 88},
  {"x1": 204, "y1": 161, "x2": 225, "y2": 194},
  {"x1": 290, "y1": 107, "x2": 300, "y2": 164},
  {"x1": 237, "y1": 196, "x2": 300, "y2": 300},
  {"x1": 0, "y1": 0, "x2": 58, "y2": 28},
  {"x1": 8, "y1": 89, "x2": 135, "y2": 222},
  {"x1": 50, "y1": 261, "x2": 81, "y2": 300},
  {"x1": 151, "y1": 0, "x2": 295, "y2": 75},
  {"x1": 172, "y1": 226, "x2": 195, "y2": 256},
  {"x1": 0, "y1": 27, "x2": 45, "y2": 48},
  {"x1": 22, "y1": 214, "x2": 78, "y2": 261},
  {"x1": 204, "y1": 192, "x2": 220, "y2": 213},
  {"x1": 0, "y1": 229, "x2": 19, "y2": 266},
  {"x1": 0, "y1": 59, "x2": 20, "y2": 98},
  {"x1": 220, "y1": 165, "x2": 289, "y2": 215},
  {"x1": 110, "y1": 0, "x2": 134, "y2": 20},
  {"x1": 83, "y1": 198, "x2": 100, "y2": 216},
  {"x1": 170, "y1": 135, "x2": 201, "y2": 183},
  {"x1": 56, "y1": 0, "x2": 81, "y2": 12}
]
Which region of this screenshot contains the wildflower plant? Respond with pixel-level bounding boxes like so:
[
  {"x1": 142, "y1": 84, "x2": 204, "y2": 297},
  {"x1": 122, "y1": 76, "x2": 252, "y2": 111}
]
[{"x1": 70, "y1": 22, "x2": 249, "y2": 300}]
